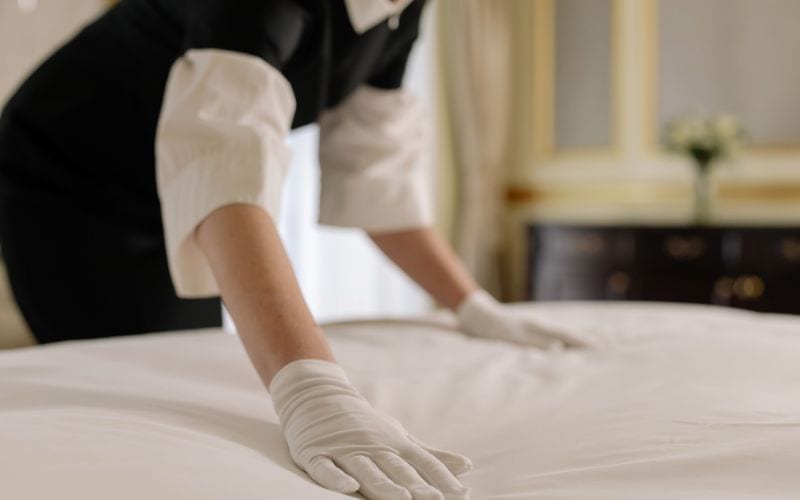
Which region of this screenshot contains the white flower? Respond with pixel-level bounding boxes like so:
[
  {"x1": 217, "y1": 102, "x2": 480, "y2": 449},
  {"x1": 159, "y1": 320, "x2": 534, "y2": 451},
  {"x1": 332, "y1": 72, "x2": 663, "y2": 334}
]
[
  {"x1": 713, "y1": 114, "x2": 741, "y2": 139},
  {"x1": 664, "y1": 113, "x2": 746, "y2": 162}
]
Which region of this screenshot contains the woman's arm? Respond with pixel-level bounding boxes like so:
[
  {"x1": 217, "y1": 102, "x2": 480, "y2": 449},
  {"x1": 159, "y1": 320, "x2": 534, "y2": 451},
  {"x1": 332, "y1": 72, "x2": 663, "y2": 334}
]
[
  {"x1": 195, "y1": 203, "x2": 334, "y2": 385},
  {"x1": 368, "y1": 227, "x2": 479, "y2": 311},
  {"x1": 369, "y1": 227, "x2": 591, "y2": 348},
  {"x1": 195, "y1": 205, "x2": 472, "y2": 498}
]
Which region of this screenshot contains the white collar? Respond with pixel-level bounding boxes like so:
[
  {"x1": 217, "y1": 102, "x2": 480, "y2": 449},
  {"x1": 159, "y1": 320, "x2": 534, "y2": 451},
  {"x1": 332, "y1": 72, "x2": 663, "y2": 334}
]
[{"x1": 344, "y1": 0, "x2": 415, "y2": 34}]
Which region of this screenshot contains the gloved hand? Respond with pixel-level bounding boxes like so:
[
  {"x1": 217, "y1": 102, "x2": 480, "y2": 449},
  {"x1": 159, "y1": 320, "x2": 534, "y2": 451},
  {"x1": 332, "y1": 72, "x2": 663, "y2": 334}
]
[
  {"x1": 270, "y1": 359, "x2": 472, "y2": 500},
  {"x1": 456, "y1": 290, "x2": 590, "y2": 349}
]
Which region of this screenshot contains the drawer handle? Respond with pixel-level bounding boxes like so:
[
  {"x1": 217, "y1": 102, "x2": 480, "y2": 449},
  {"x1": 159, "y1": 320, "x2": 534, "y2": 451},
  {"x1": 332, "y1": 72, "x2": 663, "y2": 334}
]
[
  {"x1": 607, "y1": 272, "x2": 630, "y2": 295},
  {"x1": 733, "y1": 275, "x2": 765, "y2": 301},
  {"x1": 575, "y1": 233, "x2": 605, "y2": 256},
  {"x1": 780, "y1": 238, "x2": 800, "y2": 262},
  {"x1": 665, "y1": 236, "x2": 706, "y2": 260},
  {"x1": 713, "y1": 276, "x2": 735, "y2": 301}
]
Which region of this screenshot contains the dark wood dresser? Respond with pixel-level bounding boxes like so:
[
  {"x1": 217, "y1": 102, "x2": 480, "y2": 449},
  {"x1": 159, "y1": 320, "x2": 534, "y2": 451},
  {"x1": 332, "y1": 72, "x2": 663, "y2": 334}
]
[{"x1": 527, "y1": 225, "x2": 800, "y2": 314}]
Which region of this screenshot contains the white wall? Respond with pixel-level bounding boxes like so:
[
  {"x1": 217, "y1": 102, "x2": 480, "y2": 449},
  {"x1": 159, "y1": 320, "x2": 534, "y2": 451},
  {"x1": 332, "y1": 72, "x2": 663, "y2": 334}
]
[{"x1": 0, "y1": 0, "x2": 108, "y2": 106}]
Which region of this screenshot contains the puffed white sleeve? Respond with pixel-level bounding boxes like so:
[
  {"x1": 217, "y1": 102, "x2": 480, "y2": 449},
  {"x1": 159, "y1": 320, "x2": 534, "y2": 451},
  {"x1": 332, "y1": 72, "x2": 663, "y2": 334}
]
[
  {"x1": 155, "y1": 49, "x2": 296, "y2": 298},
  {"x1": 317, "y1": 85, "x2": 434, "y2": 232}
]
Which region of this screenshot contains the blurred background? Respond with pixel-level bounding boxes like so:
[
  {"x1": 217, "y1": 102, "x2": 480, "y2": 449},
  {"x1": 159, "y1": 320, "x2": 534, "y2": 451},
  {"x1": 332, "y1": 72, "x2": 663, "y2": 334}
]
[{"x1": 1, "y1": 0, "x2": 799, "y2": 346}]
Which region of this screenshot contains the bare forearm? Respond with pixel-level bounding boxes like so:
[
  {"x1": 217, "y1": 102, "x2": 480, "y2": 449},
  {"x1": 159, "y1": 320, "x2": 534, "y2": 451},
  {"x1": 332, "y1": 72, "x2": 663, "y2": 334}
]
[
  {"x1": 369, "y1": 228, "x2": 479, "y2": 310},
  {"x1": 196, "y1": 204, "x2": 334, "y2": 386}
]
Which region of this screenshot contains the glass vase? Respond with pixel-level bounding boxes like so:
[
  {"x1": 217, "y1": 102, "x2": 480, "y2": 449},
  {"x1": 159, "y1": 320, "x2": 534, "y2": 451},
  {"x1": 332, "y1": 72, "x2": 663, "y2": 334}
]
[{"x1": 693, "y1": 162, "x2": 713, "y2": 225}]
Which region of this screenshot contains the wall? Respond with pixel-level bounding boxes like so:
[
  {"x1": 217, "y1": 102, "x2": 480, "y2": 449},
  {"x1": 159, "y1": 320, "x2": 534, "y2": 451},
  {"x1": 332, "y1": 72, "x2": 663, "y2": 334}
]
[{"x1": 0, "y1": 0, "x2": 109, "y2": 105}]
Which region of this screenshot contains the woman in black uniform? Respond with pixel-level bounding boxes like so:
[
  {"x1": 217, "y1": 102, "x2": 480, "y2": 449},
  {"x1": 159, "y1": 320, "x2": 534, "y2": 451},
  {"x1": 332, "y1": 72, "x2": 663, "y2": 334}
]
[{"x1": 0, "y1": 1, "x2": 586, "y2": 497}]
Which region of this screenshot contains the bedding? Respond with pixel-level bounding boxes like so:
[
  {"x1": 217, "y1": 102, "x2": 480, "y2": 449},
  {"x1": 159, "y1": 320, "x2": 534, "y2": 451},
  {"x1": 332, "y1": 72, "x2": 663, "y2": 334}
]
[{"x1": 1, "y1": 302, "x2": 799, "y2": 499}]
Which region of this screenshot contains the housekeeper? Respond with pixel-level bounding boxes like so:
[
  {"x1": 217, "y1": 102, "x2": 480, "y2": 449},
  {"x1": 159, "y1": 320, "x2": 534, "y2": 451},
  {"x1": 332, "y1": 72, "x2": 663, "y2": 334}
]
[{"x1": 0, "y1": 1, "x2": 586, "y2": 497}]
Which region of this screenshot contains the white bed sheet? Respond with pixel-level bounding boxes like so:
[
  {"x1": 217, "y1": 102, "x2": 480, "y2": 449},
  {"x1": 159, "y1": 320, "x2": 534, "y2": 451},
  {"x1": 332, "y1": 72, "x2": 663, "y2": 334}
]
[{"x1": 1, "y1": 302, "x2": 799, "y2": 499}]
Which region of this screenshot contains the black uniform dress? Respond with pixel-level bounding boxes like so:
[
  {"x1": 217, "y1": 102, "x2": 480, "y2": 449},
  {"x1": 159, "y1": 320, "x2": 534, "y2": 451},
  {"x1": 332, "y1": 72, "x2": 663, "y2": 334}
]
[{"x1": 0, "y1": 0, "x2": 424, "y2": 343}]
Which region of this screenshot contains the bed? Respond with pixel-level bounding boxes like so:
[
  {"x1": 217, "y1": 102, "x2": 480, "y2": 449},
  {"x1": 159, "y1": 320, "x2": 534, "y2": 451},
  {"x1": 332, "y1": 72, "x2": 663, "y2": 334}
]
[{"x1": 2, "y1": 302, "x2": 799, "y2": 499}]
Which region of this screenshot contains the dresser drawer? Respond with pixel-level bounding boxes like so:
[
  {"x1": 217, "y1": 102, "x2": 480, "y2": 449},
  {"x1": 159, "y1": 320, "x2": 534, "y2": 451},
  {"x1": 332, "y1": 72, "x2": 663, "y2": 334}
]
[
  {"x1": 730, "y1": 229, "x2": 800, "y2": 272},
  {"x1": 533, "y1": 268, "x2": 640, "y2": 301},
  {"x1": 634, "y1": 229, "x2": 722, "y2": 272},
  {"x1": 531, "y1": 226, "x2": 635, "y2": 268},
  {"x1": 639, "y1": 272, "x2": 716, "y2": 304},
  {"x1": 763, "y1": 279, "x2": 800, "y2": 314},
  {"x1": 711, "y1": 271, "x2": 800, "y2": 313},
  {"x1": 529, "y1": 226, "x2": 638, "y2": 301}
]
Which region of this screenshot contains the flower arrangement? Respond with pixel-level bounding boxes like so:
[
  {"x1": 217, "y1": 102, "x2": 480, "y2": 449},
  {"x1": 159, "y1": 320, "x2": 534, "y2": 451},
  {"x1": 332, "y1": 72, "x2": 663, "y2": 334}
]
[{"x1": 663, "y1": 114, "x2": 747, "y2": 224}]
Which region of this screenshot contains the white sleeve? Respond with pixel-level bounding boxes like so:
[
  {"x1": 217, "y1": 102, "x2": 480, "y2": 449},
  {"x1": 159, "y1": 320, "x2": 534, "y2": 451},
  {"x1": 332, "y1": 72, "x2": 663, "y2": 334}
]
[
  {"x1": 156, "y1": 49, "x2": 296, "y2": 298},
  {"x1": 317, "y1": 85, "x2": 434, "y2": 232}
]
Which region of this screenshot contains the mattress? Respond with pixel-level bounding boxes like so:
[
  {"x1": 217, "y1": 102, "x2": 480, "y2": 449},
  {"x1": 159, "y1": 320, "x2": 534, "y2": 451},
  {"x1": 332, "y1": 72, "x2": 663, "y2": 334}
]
[{"x1": 1, "y1": 302, "x2": 799, "y2": 499}]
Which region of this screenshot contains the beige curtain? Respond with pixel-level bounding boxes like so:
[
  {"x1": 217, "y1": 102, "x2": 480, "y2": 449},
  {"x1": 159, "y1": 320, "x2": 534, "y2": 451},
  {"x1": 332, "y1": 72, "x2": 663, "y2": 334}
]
[{"x1": 437, "y1": 0, "x2": 517, "y2": 297}]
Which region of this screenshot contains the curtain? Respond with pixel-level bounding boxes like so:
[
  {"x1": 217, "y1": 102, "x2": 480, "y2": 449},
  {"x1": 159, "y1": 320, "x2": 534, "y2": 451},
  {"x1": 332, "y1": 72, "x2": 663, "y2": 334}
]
[{"x1": 437, "y1": 0, "x2": 516, "y2": 297}]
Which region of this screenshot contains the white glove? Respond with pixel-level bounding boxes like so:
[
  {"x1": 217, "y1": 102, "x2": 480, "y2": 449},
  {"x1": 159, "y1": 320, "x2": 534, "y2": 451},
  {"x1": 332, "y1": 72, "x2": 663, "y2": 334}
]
[
  {"x1": 456, "y1": 290, "x2": 590, "y2": 349},
  {"x1": 270, "y1": 359, "x2": 472, "y2": 500}
]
